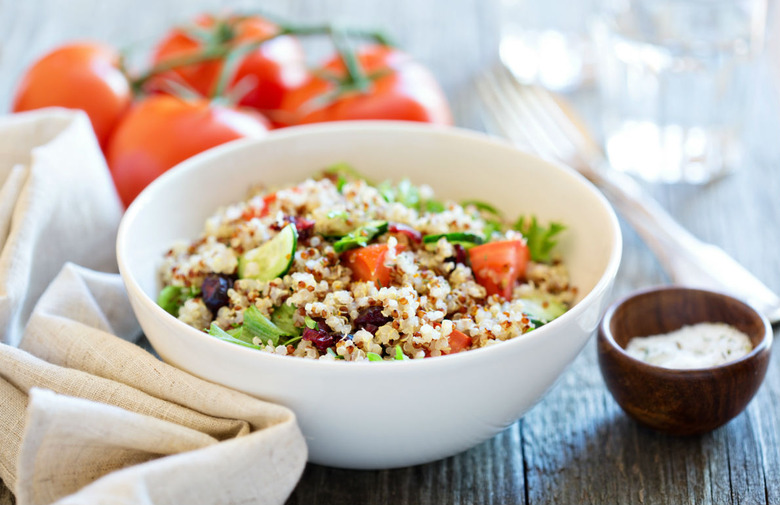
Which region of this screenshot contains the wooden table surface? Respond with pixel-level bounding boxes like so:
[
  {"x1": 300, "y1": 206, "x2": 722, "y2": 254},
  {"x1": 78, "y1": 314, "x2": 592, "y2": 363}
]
[{"x1": 2, "y1": 0, "x2": 780, "y2": 504}]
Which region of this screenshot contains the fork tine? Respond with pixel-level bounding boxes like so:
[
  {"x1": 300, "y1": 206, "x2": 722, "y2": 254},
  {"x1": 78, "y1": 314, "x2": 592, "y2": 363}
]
[
  {"x1": 523, "y1": 85, "x2": 605, "y2": 164},
  {"x1": 477, "y1": 64, "x2": 603, "y2": 172},
  {"x1": 496, "y1": 67, "x2": 590, "y2": 166},
  {"x1": 476, "y1": 66, "x2": 563, "y2": 162}
]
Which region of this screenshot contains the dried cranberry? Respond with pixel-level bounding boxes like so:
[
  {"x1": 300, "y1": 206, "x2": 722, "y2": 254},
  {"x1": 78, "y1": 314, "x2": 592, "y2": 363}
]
[
  {"x1": 291, "y1": 217, "x2": 315, "y2": 240},
  {"x1": 201, "y1": 274, "x2": 233, "y2": 314},
  {"x1": 271, "y1": 216, "x2": 316, "y2": 240},
  {"x1": 453, "y1": 244, "x2": 468, "y2": 265},
  {"x1": 388, "y1": 222, "x2": 422, "y2": 243},
  {"x1": 354, "y1": 306, "x2": 392, "y2": 334},
  {"x1": 303, "y1": 327, "x2": 335, "y2": 352}
]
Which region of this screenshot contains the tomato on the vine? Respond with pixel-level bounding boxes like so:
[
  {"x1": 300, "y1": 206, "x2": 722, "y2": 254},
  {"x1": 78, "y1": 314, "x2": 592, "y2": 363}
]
[
  {"x1": 278, "y1": 44, "x2": 452, "y2": 126},
  {"x1": 150, "y1": 14, "x2": 308, "y2": 115},
  {"x1": 12, "y1": 42, "x2": 132, "y2": 148},
  {"x1": 106, "y1": 94, "x2": 270, "y2": 207}
]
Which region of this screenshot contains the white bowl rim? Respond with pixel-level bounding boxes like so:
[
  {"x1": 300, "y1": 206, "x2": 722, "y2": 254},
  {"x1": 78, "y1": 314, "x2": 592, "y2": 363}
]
[{"x1": 117, "y1": 120, "x2": 623, "y2": 372}]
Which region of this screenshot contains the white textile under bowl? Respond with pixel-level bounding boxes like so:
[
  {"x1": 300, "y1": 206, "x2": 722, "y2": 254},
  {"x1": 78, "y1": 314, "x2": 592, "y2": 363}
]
[{"x1": 117, "y1": 121, "x2": 622, "y2": 470}]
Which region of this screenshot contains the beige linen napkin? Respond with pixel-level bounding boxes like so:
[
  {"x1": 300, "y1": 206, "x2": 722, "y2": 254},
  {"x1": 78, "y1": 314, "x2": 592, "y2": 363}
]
[
  {"x1": 0, "y1": 109, "x2": 122, "y2": 348},
  {"x1": 0, "y1": 109, "x2": 307, "y2": 505}
]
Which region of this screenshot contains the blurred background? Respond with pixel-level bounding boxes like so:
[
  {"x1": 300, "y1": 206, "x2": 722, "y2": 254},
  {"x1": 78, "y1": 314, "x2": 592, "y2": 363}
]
[
  {"x1": 0, "y1": 0, "x2": 501, "y2": 127},
  {"x1": 2, "y1": 0, "x2": 779, "y2": 185}
]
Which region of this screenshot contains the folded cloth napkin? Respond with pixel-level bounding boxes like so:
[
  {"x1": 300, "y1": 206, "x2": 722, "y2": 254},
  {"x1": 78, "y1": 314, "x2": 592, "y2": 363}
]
[{"x1": 0, "y1": 109, "x2": 307, "y2": 505}]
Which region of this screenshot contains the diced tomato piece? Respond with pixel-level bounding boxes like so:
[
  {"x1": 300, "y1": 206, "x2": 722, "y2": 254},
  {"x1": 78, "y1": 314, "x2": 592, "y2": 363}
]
[
  {"x1": 241, "y1": 193, "x2": 277, "y2": 220},
  {"x1": 468, "y1": 240, "x2": 530, "y2": 299},
  {"x1": 444, "y1": 329, "x2": 472, "y2": 354},
  {"x1": 341, "y1": 243, "x2": 404, "y2": 287}
]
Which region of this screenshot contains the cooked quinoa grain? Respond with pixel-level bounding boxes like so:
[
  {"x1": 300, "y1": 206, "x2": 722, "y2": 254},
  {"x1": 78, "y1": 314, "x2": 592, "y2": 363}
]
[{"x1": 158, "y1": 168, "x2": 575, "y2": 361}]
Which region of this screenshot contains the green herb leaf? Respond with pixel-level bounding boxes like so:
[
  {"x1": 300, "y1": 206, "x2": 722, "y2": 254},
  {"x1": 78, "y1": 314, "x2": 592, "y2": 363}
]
[
  {"x1": 327, "y1": 209, "x2": 349, "y2": 220},
  {"x1": 304, "y1": 316, "x2": 318, "y2": 329},
  {"x1": 395, "y1": 345, "x2": 405, "y2": 360},
  {"x1": 483, "y1": 220, "x2": 503, "y2": 240},
  {"x1": 512, "y1": 216, "x2": 566, "y2": 263},
  {"x1": 332, "y1": 220, "x2": 389, "y2": 253},
  {"x1": 461, "y1": 200, "x2": 502, "y2": 216},
  {"x1": 424, "y1": 200, "x2": 446, "y2": 213},
  {"x1": 375, "y1": 178, "x2": 445, "y2": 214},
  {"x1": 396, "y1": 179, "x2": 420, "y2": 208},
  {"x1": 377, "y1": 180, "x2": 396, "y2": 203},
  {"x1": 318, "y1": 162, "x2": 374, "y2": 188},
  {"x1": 284, "y1": 335, "x2": 302, "y2": 346},
  {"x1": 367, "y1": 352, "x2": 383, "y2": 361},
  {"x1": 208, "y1": 323, "x2": 264, "y2": 350},
  {"x1": 270, "y1": 302, "x2": 300, "y2": 337},
  {"x1": 227, "y1": 326, "x2": 245, "y2": 340},
  {"x1": 157, "y1": 285, "x2": 199, "y2": 316},
  {"x1": 326, "y1": 347, "x2": 344, "y2": 359},
  {"x1": 243, "y1": 305, "x2": 286, "y2": 346}
]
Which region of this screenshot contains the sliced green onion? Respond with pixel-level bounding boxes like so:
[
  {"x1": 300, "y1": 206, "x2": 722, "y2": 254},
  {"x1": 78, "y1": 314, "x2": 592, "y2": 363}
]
[{"x1": 422, "y1": 232, "x2": 484, "y2": 247}]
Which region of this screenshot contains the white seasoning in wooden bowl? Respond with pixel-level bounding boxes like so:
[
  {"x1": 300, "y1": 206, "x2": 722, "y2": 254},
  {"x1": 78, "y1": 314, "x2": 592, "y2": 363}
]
[{"x1": 625, "y1": 322, "x2": 753, "y2": 369}]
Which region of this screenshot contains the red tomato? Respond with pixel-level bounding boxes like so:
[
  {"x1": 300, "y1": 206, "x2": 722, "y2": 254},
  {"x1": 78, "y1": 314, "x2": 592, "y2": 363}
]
[
  {"x1": 278, "y1": 45, "x2": 452, "y2": 126},
  {"x1": 150, "y1": 14, "x2": 308, "y2": 115},
  {"x1": 241, "y1": 193, "x2": 277, "y2": 220},
  {"x1": 106, "y1": 94, "x2": 269, "y2": 207},
  {"x1": 445, "y1": 329, "x2": 472, "y2": 355},
  {"x1": 12, "y1": 42, "x2": 132, "y2": 148},
  {"x1": 341, "y1": 243, "x2": 405, "y2": 287},
  {"x1": 468, "y1": 240, "x2": 530, "y2": 299}
]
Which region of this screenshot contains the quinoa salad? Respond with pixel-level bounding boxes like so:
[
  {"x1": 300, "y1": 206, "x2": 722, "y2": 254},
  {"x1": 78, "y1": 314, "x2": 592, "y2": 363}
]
[{"x1": 157, "y1": 164, "x2": 576, "y2": 361}]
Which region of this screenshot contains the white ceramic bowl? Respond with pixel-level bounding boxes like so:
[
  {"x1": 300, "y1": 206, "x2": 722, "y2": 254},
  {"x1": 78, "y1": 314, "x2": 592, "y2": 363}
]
[{"x1": 117, "y1": 121, "x2": 622, "y2": 469}]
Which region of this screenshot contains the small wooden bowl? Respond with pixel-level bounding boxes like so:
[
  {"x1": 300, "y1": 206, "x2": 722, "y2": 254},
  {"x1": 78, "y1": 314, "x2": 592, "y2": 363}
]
[{"x1": 598, "y1": 286, "x2": 772, "y2": 435}]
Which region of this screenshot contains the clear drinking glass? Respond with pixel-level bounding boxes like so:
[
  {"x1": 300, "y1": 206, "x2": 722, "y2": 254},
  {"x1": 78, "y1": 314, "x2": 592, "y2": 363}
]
[
  {"x1": 499, "y1": 0, "x2": 597, "y2": 92},
  {"x1": 593, "y1": 0, "x2": 767, "y2": 184}
]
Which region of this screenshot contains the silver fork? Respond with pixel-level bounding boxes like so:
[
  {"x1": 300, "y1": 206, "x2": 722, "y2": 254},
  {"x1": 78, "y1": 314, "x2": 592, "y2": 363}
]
[{"x1": 477, "y1": 63, "x2": 780, "y2": 324}]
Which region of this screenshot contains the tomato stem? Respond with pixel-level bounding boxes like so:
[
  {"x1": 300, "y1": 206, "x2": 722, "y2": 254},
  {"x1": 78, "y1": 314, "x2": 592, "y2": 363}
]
[
  {"x1": 130, "y1": 44, "x2": 232, "y2": 94},
  {"x1": 329, "y1": 24, "x2": 371, "y2": 92},
  {"x1": 129, "y1": 18, "x2": 393, "y2": 97}
]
